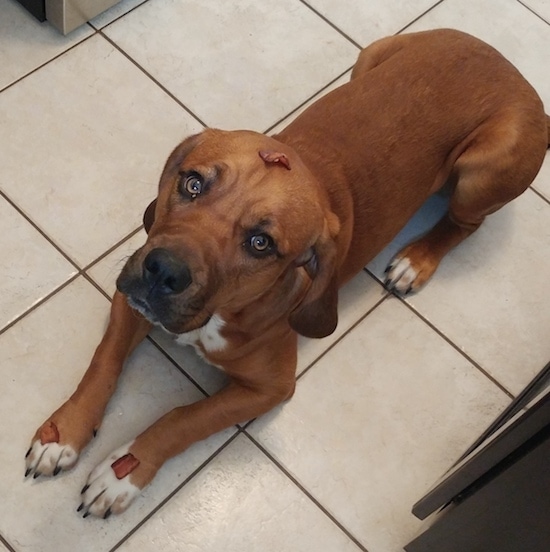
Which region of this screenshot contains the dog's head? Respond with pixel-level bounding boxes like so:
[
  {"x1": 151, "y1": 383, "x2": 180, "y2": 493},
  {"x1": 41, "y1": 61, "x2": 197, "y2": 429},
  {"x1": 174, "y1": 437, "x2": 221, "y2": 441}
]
[{"x1": 117, "y1": 129, "x2": 340, "y2": 338}]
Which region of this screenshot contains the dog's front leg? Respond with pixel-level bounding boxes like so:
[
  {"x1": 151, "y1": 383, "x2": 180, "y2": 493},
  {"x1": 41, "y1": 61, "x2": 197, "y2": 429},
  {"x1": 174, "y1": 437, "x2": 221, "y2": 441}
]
[
  {"x1": 25, "y1": 291, "x2": 151, "y2": 478},
  {"x1": 78, "y1": 334, "x2": 297, "y2": 518}
]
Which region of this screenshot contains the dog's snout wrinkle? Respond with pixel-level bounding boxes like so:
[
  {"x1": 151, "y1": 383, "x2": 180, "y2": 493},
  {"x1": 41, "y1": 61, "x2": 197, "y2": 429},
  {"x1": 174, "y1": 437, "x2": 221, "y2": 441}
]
[{"x1": 143, "y1": 248, "x2": 192, "y2": 295}]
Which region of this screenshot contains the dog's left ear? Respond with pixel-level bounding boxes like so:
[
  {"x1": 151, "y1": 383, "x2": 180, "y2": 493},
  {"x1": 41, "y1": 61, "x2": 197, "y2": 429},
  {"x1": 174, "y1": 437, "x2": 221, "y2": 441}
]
[
  {"x1": 289, "y1": 213, "x2": 340, "y2": 338},
  {"x1": 142, "y1": 199, "x2": 157, "y2": 234}
]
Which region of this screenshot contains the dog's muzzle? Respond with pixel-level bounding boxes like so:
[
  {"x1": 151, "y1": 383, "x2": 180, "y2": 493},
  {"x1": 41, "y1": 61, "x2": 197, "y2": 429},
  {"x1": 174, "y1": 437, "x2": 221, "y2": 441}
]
[{"x1": 116, "y1": 247, "x2": 196, "y2": 328}]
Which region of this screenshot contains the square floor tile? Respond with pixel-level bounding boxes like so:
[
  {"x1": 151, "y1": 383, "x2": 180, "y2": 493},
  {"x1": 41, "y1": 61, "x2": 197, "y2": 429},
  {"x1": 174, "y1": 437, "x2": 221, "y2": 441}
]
[
  {"x1": 0, "y1": 197, "x2": 76, "y2": 330},
  {"x1": 117, "y1": 434, "x2": 362, "y2": 552},
  {"x1": 0, "y1": 0, "x2": 92, "y2": 90},
  {"x1": 103, "y1": 0, "x2": 359, "y2": 130},
  {"x1": 248, "y1": 299, "x2": 511, "y2": 552},
  {"x1": 0, "y1": 34, "x2": 202, "y2": 267},
  {"x1": 0, "y1": 277, "x2": 234, "y2": 552},
  {"x1": 404, "y1": 190, "x2": 550, "y2": 395},
  {"x1": 406, "y1": 0, "x2": 550, "y2": 107},
  {"x1": 304, "y1": 0, "x2": 439, "y2": 45}
]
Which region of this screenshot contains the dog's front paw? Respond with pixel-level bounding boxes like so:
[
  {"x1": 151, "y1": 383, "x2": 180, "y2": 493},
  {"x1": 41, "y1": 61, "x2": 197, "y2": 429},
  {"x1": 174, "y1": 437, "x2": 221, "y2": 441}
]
[
  {"x1": 78, "y1": 442, "x2": 153, "y2": 518},
  {"x1": 26, "y1": 402, "x2": 99, "y2": 479},
  {"x1": 25, "y1": 421, "x2": 80, "y2": 478}
]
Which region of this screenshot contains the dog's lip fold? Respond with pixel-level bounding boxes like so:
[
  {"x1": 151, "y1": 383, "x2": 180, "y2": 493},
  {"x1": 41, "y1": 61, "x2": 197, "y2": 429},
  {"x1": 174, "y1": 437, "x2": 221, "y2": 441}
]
[
  {"x1": 129, "y1": 296, "x2": 149, "y2": 312},
  {"x1": 126, "y1": 295, "x2": 157, "y2": 322},
  {"x1": 125, "y1": 293, "x2": 211, "y2": 334}
]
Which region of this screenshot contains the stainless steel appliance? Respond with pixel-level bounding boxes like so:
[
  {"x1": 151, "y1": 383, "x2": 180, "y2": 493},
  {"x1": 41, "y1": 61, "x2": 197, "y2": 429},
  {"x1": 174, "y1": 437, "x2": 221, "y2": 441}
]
[{"x1": 16, "y1": 0, "x2": 121, "y2": 34}]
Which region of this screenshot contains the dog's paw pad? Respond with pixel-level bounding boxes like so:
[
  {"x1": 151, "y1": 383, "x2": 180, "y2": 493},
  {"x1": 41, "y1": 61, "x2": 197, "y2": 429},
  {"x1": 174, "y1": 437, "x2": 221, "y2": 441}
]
[
  {"x1": 385, "y1": 256, "x2": 420, "y2": 295},
  {"x1": 25, "y1": 439, "x2": 78, "y2": 478},
  {"x1": 79, "y1": 443, "x2": 142, "y2": 518}
]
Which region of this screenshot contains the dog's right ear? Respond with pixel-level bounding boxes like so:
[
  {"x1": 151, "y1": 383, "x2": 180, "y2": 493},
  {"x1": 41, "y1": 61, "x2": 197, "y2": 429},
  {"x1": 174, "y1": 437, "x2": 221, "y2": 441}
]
[{"x1": 142, "y1": 199, "x2": 157, "y2": 235}]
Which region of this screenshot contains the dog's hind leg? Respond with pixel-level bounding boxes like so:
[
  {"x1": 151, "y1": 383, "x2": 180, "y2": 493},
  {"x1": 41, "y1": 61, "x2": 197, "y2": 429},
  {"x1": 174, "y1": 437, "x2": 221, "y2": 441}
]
[{"x1": 385, "y1": 109, "x2": 548, "y2": 295}]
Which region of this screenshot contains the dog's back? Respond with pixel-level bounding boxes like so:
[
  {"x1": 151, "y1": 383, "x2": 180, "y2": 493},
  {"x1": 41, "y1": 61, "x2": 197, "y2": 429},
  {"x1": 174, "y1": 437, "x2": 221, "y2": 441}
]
[{"x1": 275, "y1": 29, "x2": 548, "y2": 284}]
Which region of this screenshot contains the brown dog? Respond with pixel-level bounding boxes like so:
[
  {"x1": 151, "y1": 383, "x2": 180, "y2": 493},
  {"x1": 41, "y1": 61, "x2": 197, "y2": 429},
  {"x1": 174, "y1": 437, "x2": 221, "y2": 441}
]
[{"x1": 25, "y1": 29, "x2": 549, "y2": 518}]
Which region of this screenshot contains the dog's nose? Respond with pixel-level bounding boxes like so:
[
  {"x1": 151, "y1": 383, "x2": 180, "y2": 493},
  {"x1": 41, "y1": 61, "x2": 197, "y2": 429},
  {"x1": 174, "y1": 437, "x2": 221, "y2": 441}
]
[{"x1": 142, "y1": 248, "x2": 192, "y2": 295}]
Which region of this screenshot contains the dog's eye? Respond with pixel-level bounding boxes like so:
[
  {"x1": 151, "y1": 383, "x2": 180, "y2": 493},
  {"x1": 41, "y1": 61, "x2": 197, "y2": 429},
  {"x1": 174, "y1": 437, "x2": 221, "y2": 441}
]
[
  {"x1": 179, "y1": 173, "x2": 203, "y2": 199},
  {"x1": 250, "y1": 234, "x2": 271, "y2": 251},
  {"x1": 246, "y1": 233, "x2": 275, "y2": 256}
]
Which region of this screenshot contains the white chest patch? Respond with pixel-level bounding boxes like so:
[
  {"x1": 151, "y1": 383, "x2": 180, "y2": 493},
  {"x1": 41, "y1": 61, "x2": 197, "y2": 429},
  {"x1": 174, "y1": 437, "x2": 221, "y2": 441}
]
[{"x1": 175, "y1": 314, "x2": 227, "y2": 355}]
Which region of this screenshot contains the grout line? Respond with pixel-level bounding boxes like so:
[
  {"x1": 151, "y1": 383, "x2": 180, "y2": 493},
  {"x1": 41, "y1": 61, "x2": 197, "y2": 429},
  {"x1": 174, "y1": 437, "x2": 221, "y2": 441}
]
[
  {"x1": 0, "y1": 190, "x2": 81, "y2": 271},
  {"x1": 395, "y1": 296, "x2": 516, "y2": 400},
  {"x1": 530, "y1": 185, "x2": 550, "y2": 207},
  {"x1": 81, "y1": 271, "x2": 114, "y2": 302},
  {"x1": 0, "y1": 274, "x2": 79, "y2": 337},
  {"x1": 83, "y1": 225, "x2": 145, "y2": 273},
  {"x1": 88, "y1": 0, "x2": 150, "y2": 31},
  {"x1": 0, "y1": 30, "x2": 99, "y2": 94},
  {"x1": 243, "y1": 432, "x2": 370, "y2": 552},
  {"x1": 0, "y1": 189, "x2": 147, "y2": 336},
  {"x1": 229, "y1": 285, "x2": 390, "y2": 431},
  {"x1": 300, "y1": 0, "x2": 447, "y2": 49},
  {"x1": 242, "y1": 274, "x2": 382, "y2": 430},
  {"x1": 264, "y1": 0, "x2": 447, "y2": 136},
  {"x1": 298, "y1": 0, "x2": 362, "y2": 50},
  {"x1": 296, "y1": 274, "x2": 390, "y2": 382},
  {"x1": 78, "y1": 271, "x2": 213, "y2": 397},
  {"x1": 363, "y1": 266, "x2": 517, "y2": 398},
  {"x1": 397, "y1": 0, "x2": 447, "y2": 34},
  {"x1": 146, "y1": 335, "x2": 213, "y2": 398},
  {"x1": 0, "y1": 533, "x2": 16, "y2": 552},
  {"x1": 109, "y1": 430, "x2": 242, "y2": 552},
  {"x1": 97, "y1": 31, "x2": 209, "y2": 129},
  {"x1": 516, "y1": 0, "x2": 550, "y2": 26},
  {"x1": 263, "y1": 65, "x2": 354, "y2": 134}
]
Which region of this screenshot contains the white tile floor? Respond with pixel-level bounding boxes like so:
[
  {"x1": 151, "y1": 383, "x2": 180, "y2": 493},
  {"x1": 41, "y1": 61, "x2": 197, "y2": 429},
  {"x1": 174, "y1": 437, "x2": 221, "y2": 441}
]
[{"x1": 0, "y1": 0, "x2": 549, "y2": 550}]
